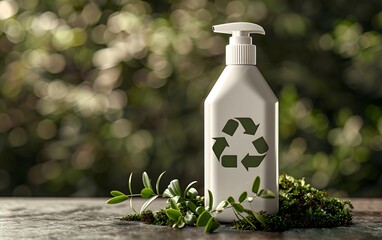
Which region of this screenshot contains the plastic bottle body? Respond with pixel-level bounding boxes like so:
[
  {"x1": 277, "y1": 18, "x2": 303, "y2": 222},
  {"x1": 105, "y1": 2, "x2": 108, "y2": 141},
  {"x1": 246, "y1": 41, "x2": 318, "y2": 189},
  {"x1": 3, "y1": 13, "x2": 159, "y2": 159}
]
[{"x1": 204, "y1": 65, "x2": 278, "y2": 222}]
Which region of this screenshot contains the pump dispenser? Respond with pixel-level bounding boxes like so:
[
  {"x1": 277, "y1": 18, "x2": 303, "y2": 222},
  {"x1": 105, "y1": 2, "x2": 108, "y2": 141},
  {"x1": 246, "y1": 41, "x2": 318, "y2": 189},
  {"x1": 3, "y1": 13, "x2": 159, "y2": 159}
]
[
  {"x1": 212, "y1": 22, "x2": 264, "y2": 65},
  {"x1": 205, "y1": 22, "x2": 278, "y2": 222}
]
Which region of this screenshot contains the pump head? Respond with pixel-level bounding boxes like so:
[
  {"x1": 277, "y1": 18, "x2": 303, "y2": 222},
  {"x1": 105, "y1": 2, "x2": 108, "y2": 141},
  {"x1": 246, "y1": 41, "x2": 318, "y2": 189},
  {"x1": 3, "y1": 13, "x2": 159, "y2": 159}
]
[{"x1": 213, "y1": 22, "x2": 265, "y2": 65}]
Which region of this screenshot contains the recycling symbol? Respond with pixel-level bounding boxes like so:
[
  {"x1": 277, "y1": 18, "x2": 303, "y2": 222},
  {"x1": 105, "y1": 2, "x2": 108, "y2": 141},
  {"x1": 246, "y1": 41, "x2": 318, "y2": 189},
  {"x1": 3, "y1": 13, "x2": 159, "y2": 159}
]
[{"x1": 212, "y1": 117, "x2": 269, "y2": 171}]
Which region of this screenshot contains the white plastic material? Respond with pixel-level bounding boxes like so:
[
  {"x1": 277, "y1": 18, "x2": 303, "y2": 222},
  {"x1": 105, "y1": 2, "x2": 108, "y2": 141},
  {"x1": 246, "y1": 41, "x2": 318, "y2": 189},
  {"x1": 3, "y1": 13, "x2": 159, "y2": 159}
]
[
  {"x1": 205, "y1": 22, "x2": 278, "y2": 222},
  {"x1": 213, "y1": 22, "x2": 265, "y2": 65}
]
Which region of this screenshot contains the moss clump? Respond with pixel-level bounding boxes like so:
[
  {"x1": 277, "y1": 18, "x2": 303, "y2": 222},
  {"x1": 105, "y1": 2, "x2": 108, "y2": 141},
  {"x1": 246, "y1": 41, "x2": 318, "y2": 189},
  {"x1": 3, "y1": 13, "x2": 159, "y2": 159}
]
[
  {"x1": 122, "y1": 209, "x2": 175, "y2": 226},
  {"x1": 121, "y1": 213, "x2": 141, "y2": 221},
  {"x1": 152, "y1": 209, "x2": 175, "y2": 226},
  {"x1": 234, "y1": 174, "x2": 353, "y2": 231},
  {"x1": 140, "y1": 210, "x2": 155, "y2": 224}
]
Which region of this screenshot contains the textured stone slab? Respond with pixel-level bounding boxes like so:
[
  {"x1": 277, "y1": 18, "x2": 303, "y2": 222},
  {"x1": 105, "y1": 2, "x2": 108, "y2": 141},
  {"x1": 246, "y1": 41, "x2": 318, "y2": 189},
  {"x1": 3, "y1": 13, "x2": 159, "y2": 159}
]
[{"x1": 0, "y1": 198, "x2": 381, "y2": 239}]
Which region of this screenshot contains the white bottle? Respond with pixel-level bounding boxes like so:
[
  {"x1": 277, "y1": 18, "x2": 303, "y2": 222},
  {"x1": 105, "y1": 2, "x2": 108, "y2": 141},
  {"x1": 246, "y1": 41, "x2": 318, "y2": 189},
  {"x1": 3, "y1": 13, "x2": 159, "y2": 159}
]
[{"x1": 204, "y1": 22, "x2": 278, "y2": 222}]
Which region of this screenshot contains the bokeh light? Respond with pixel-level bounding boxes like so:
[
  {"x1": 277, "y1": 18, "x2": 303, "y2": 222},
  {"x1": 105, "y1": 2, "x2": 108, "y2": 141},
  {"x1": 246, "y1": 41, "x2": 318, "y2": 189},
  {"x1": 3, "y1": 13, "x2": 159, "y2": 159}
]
[{"x1": 0, "y1": 0, "x2": 382, "y2": 197}]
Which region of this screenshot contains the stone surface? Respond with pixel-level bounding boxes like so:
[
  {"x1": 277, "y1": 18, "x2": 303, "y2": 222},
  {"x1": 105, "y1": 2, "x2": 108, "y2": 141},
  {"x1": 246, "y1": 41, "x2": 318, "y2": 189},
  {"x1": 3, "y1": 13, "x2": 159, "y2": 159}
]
[{"x1": 0, "y1": 198, "x2": 381, "y2": 239}]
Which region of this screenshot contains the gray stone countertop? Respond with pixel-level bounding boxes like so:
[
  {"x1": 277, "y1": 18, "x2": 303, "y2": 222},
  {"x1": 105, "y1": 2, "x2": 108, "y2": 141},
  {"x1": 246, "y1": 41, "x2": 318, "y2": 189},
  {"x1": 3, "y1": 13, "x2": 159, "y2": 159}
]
[{"x1": 0, "y1": 198, "x2": 381, "y2": 240}]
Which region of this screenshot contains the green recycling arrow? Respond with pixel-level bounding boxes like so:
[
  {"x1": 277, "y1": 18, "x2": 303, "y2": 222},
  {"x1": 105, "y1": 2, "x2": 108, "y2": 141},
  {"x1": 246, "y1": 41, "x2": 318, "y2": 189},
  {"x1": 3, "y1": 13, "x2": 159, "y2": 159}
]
[
  {"x1": 241, "y1": 154, "x2": 266, "y2": 171},
  {"x1": 212, "y1": 137, "x2": 229, "y2": 160},
  {"x1": 222, "y1": 119, "x2": 239, "y2": 136},
  {"x1": 252, "y1": 137, "x2": 269, "y2": 154},
  {"x1": 221, "y1": 155, "x2": 237, "y2": 168},
  {"x1": 235, "y1": 118, "x2": 259, "y2": 135},
  {"x1": 212, "y1": 117, "x2": 269, "y2": 170}
]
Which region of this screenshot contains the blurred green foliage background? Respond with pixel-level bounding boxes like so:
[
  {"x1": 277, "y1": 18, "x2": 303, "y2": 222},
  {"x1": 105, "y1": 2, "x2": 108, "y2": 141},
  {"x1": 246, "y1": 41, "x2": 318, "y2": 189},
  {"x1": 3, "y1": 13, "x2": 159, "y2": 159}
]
[{"x1": 0, "y1": 0, "x2": 381, "y2": 197}]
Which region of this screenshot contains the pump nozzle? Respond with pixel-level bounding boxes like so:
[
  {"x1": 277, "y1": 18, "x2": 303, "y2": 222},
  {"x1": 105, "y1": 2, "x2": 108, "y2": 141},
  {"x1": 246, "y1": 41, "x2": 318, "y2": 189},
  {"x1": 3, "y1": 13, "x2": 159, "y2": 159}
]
[
  {"x1": 213, "y1": 22, "x2": 265, "y2": 65},
  {"x1": 213, "y1": 22, "x2": 265, "y2": 36}
]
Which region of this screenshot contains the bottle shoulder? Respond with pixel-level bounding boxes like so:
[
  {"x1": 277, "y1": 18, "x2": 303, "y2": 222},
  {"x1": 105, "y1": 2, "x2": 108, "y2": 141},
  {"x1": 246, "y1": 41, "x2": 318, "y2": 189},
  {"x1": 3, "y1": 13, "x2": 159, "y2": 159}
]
[{"x1": 205, "y1": 65, "x2": 278, "y2": 104}]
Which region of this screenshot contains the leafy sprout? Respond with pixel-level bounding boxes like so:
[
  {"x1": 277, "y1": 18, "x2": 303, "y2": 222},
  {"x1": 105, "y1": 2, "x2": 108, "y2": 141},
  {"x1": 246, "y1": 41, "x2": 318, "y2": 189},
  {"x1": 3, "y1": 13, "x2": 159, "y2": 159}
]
[{"x1": 107, "y1": 171, "x2": 275, "y2": 233}]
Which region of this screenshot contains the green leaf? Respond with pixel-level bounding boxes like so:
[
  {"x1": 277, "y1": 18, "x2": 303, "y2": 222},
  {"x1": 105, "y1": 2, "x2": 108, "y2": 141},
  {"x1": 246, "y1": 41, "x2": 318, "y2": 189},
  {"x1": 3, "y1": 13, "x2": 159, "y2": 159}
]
[
  {"x1": 155, "y1": 171, "x2": 166, "y2": 195},
  {"x1": 183, "y1": 181, "x2": 197, "y2": 198},
  {"x1": 110, "y1": 190, "x2": 124, "y2": 196},
  {"x1": 227, "y1": 196, "x2": 235, "y2": 204},
  {"x1": 169, "y1": 179, "x2": 181, "y2": 196},
  {"x1": 184, "y1": 211, "x2": 197, "y2": 225},
  {"x1": 196, "y1": 211, "x2": 212, "y2": 227},
  {"x1": 163, "y1": 180, "x2": 181, "y2": 198},
  {"x1": 162, "y1": 189, "x2": 173, "y2": 198},
  {"x1": 232, "y1": 203, "x2": 244, "y2": 213},
  {"x1": 243, "y1": 208, "x2": 254, "y2": 216},
  {"x1": 176, "y1": 218, "x2": 186, "y2": 228},
  {"x1": 215, "y1": 200, "x2": 228, "y2": 212},
  {"x1": 239, "y1": 191, "x2": 247, "y2": 203},
  {"x1": 107, "y1": 195, "x2": 128, "y2": 204},
  {"x1": 142, "y1": 172, "x2": 152, "y2": 189},
  {"x1": 252, "y1": 176, "x2": 260, "y2": 194},
  {"x1": 186, "y1": 188, "x2": 198, "y2": 199},
  {"x1": 207, "y1": 190, "x2": 213, "y2": 211},
  {"x1": 187, "y1": 201, "x2": 197, "y2": 214},
  {"x1": 128, "y1": 172, "x2": 133, "y2": 195},
  {"x1": 141, "y1": 188, "x2": 154, "y2": 199},
  {"x1": 237, "y1": 211, "x2": 257, "y2": 230},
  {"x1": 172, "y1": 196, "x2": 180, "y2": 204},
  {"x1": 204, "y1": 217, "x2": 220, "y2": 233},
  {"x1": 254, "y1": 212, "x2": 267, "y2": 225},
  {"x1": 169, "y1": 197, "x2": 178, "y2": 210},
  {"x1": 140, "y1": 195, "x2": 159, "y2": 213},
  {"x1": 195, "y1": 206, "x2": 205, "y2": 215},
  {"x1": 258, "y1": 189, "x2": 276, "y2": 199},
  {"x1": 166, "y1": 209, "x2": 182, "y2": 221}
]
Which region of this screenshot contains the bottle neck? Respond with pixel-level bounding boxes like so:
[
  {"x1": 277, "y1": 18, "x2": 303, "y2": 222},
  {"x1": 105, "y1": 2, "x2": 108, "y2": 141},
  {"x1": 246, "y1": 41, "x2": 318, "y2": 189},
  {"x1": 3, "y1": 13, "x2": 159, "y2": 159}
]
[{"x1": 226, "y1": 44, "x2": 256, "y2": 65}]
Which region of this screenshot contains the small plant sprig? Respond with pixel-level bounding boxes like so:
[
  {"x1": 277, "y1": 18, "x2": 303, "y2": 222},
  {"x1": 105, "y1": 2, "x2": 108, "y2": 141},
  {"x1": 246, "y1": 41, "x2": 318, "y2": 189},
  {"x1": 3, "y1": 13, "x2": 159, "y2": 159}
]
[
  {"x1": 107, "y1": 171, "x2": 275, "y2": 233},
  {"x1": 107, "y1": 171, "x2": 167, "y2": 214}
]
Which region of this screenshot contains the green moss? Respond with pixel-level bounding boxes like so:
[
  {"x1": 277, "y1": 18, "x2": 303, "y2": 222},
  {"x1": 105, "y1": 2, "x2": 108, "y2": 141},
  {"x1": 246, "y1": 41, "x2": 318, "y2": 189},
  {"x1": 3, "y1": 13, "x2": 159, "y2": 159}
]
[
  {"x1": 122, "y1": 209, "x2": 175, "y2": 226},
  {"x1": 153, "y1": 209, "x2": 175, "y2": 226},
  {"x1": 234, "y1": 174, "x2": 353, "y2": 231},
  {"x1": 140, "y1": 210, "x2": 155, "y2": 224},
  {"x1": 121, "y1": 213, "x2": 141, "y2": 221}
]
